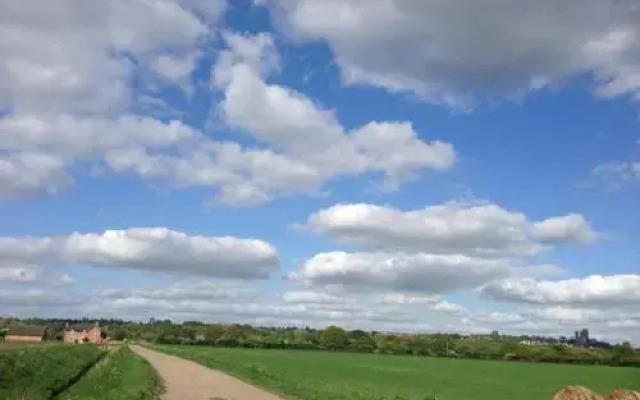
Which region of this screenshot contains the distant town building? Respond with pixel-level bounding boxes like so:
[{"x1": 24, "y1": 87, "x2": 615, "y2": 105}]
[
  {"x1": 574, "y1": 328, "x2": 590, "y2": 346},
  {"x1": 63, "y1": 323, "x2": 103, "y2": 344},
  {"x1": 519, "y1": 338, "x2": 543, "y2": 346},
  {"x1": 4, "y1": 325, "x2": 47, "y2": 342}
]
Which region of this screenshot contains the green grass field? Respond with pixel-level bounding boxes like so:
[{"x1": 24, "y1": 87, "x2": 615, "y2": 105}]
[
  {"x1": 0, "y1": 344, "x2": 104, "y2": 400},
  {"x1": 158, "y1": 345, "x2": 640, "y2": 400},
  {"x1": 60, "y1": 345, "x2": 160, "y2": 400}
]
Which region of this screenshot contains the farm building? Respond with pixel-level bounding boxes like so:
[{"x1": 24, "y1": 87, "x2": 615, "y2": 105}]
[
  {"x1": 4, "y1": 325, "x2": 47, "y2": 342},
  {"x1": 63, "y1": 323, "x2": 103, "y2": 344}
]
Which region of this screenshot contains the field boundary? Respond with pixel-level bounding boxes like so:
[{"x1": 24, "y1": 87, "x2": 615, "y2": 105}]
[
  {"x1": 145, "y1": 348, "x2": 166, "y2": 400},
  {"x1": 133, "y1": 345, "x2": 285, "y2": 400},
  {"x1": 145, "y1": 344, "x2": 336, "y2": 400},
  {"x1": 51, "y1": 347, "x2": 107, "y2": 399},
  {"x1": 58, "y1": 345, "x2": 163, "y2": 400},
  {"x1": 149, "y1": 344, "x2": 440, "y2": 400},
  {"x1": 0, "y1": 344, "x2": 105, "y2": 400},
  {"x1": 142, "y1": 343, "x2": 279, "y2": 393}
]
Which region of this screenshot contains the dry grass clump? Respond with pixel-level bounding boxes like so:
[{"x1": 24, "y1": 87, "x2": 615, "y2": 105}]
[
  {"x1": 605, "y1": 390, "x2": 640, "y2": 400},
  {"x1": 553, "y1": 386, "x2": 604, "y2": 400},
  {"x1": 553, "y1": 386, "x2": 640, "y2": 400}
]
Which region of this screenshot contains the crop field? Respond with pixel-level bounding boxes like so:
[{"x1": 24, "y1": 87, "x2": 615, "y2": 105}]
[
  {"x1": 159, "y1": 345, "x2": 640, "y2": 400},
  {"x1": 0, "y1": 344, "x2": 104, "y2": 400},
  {"x1": 60, "y1": 345, "x2": 160, "y2": 400}
]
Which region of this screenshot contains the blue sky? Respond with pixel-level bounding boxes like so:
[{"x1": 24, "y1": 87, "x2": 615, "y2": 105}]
[{"x1": 0, "y1": 0, "x2": 639, "y2": 343}]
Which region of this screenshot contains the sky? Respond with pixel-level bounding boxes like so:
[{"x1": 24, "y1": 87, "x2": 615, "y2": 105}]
[{"x1": 0, "y1": 0, "x2": 639, "y2": 344}]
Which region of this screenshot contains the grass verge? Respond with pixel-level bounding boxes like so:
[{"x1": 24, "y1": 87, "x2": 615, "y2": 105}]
[
  {"x1": 59, "y1": 345, "x2": 161, "y2": 400},
  {"x1": 0, "y1": 344, "x2": 104, "y2": 400}
]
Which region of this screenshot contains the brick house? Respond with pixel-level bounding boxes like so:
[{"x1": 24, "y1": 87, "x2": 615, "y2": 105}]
[
  {"x1": 63, "y1": 323, "x2": 103, "y2": 344},
  {"x1": 5, "y1": 325, "x2": 47, "y2": 342}
]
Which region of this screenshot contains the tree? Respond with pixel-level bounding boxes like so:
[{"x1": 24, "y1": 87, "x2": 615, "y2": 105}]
[
  {"x1": 499, "y1": 340, "x2": 519, "y2": 355},
  {"x1": 617, "y1": 341, "x2": 634, "y2": 356},
  {"x1": 348, "y1": 330, "x2": 376, "y2": 353},
  {"x1": 290, "y1": 329, "x2": 316, "y2": 349},
  {"x1": 321, "y1": 326, "x2": 347, "y2": 350},
  {"x1": 347, "y1": 330, "x2": 369, "y2": 340},
  {"x1": 45, "y1": 326, "x2": 63, "y2": 341},
  {"x1": 430, "y1": 334, "x2": 451, "y2": 356},
  {"x1": 611, "y1": 341, "x2": 638, "y2": 366},
  {"x1": 377, "y1": 334, "x2": 407, "y2": 354},
  {"x1": 181, "y1": 327, "x2": 197, "y2": 341},
  {"x1": 113, "y1": 330, "x2": 127, "y2": 341},
  {"x1": 405, "y1": 335, "x2": 430, "y2": 355},
  {"x1": 204, "y1": 325, "x2": 226, "y2": 343},
  {"x1": 222, "y1": 324, "x2": 247, "y2": 341}
]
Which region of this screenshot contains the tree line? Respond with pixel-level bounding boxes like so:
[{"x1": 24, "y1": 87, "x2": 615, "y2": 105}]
[{"x1": 2, "y1": 317, "x2": 638, "y2": 367}]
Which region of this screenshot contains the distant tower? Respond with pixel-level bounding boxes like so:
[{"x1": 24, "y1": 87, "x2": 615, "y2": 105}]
[
  {"x1": 573, "y1": 328, "x2": 590, "y2": 346},
  {"x1": 582, "y1": 328, "x2": 589, "y2": 342}
]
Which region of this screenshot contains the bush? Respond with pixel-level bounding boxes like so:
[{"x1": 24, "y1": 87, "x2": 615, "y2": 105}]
[
  {"x1": 0, "y1": 344, "x2": 104, "y2": 400},
  {"x1": 113, "y1": 330, "x2": 127, "y2": 341}
]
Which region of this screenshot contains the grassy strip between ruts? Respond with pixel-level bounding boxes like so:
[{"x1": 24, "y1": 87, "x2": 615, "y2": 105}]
[
  {"x1": 155, "y1": 344, "x2": 640, "y2": 400},
  {"x1": 0, "y1": 344, "x2": 104, "y2": 400},
  {"x1": 60, "y1": 345, "x2": 161, "y2": 400}
]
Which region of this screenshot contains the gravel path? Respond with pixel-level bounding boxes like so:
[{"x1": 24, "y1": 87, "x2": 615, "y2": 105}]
[{"x1": 132, "y1": 345, "x2": 286, "y2": 400}]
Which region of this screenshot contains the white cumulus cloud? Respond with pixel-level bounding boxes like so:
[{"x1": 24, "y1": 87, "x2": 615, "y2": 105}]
[
  {"x1": 212, "y1": 32, "x2": 457, "y2": 198},
  {"x1": 290, "y1": 251, "x2": 510, "y2": 294},
  {"x1": 304, "y1": 202, "x2": 597, "y2": 256},
  {"x1": 87, "y1": 282, "x2": 469, "y2": 331},
  {"x1": 481, "y1": 275, "x2": 640, "y2": 306},
  {"x1": 292, "y1": 201, "x2": 601, "y2": 299},
  {"x1": 532, "y1": 214, "x2": 599, "y2": 244},
  {"x1": 0, "y1": 228, "x2": 280, "y2": 279},
  {"x1": 0, "y1": 153, "x2": 71, "y2": 199},
  {"x1": 0, "y1": 25, "x2": 456, "y2": 205},
  {"x1": 0, "y1": 0, "x2": 224, "y2": 114},
  {"x1": 263, "y1": 0, "x2": 640, "y2": 108}
]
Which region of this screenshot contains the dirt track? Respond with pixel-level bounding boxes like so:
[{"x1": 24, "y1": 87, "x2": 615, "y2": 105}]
[{"x1": 132, "y1": 345, "x2": 286, "y2": 400}]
